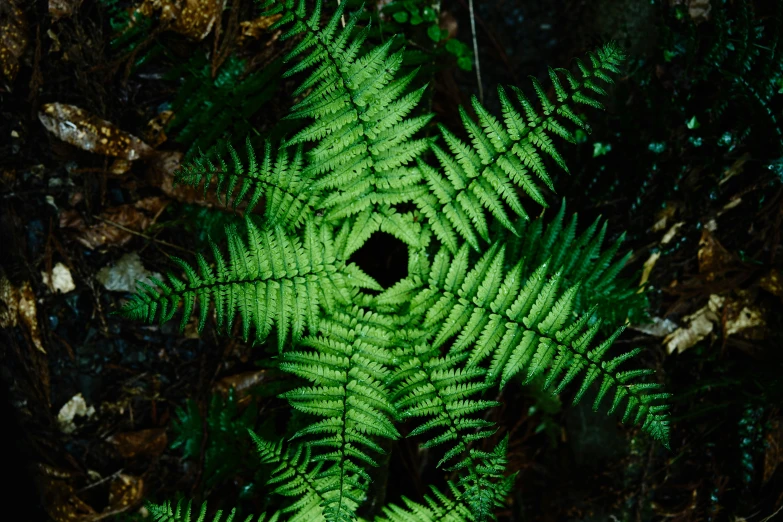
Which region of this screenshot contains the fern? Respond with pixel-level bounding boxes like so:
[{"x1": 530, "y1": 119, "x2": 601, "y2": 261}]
[
  {"x1": 373, "y1": 482, "x2": 472, "y2": 522},
  {"x1": 415, "y1": 44, "x2": 626, "y2": 251},
  {"x1": 175, "y1": 139, "x2": 317, "y2": 230},
  {"x1": 116, "y1": 1, "x2": 673, "y2": 520},
  {"x1": 147, "y1": 499, "x2": 278, "y2": 522},
  {"x1": 263, "y1": 0, "x2": 432, "y2": 241},
  {"x1": 279, "y1": 307, "x2": 400, "y2": 521},
  {"x1": 117, "y1": 218, "x2": 378, "y2": 352}
]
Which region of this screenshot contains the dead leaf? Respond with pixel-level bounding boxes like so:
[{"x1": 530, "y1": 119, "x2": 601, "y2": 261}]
[
  {"x1": 663, "y1": 294, "x2": 724, "y2": 355},
  {"x1": 107, "y1": 474, "x2": 144, "y2": 513},
  {"x1": 237, "y1": 14, "x2": 282, "y2": 45},
  {"x1": 698, "y1": 229, "x2": 733, "y2": 280},
  {"x1": 759, "y1": 268, "x2": 782, "y2": 300},
  {"x1": 18, "y1": 280, "x2": 46, "y2": 353},
  {"x1": 96, "y1": 252, "x2": 162, "y2": 293},
  {"x1": 661, "y1": 221, "x2": 685, "y2": 245},
  {"x1": 41, "y1": 262, "x2": 76, "y2": 294},
  {"x1": 49, "y1": 0, "x2": 83, "y2": 21},
  {"x1": 214, "y1": 370, "x2": 268, "y2": 400},
  {"x1": 107, "y1": 428, "x2": 167, "y2": 459},
  {"x1": 1, "y1": 1, "x2": 28, "y2": 85},
  {"x1": 39, "y1": 103, "x2": 153, "y2": 161},
  {"x1": 639, "y1": 251, "x2": 661, "y2": 289},
  {"x1": 724, "y1": 294, "x2": 767, "y2": 339},
  {"x1": 131, "y1": 0, "x2": 225, "y2": 41},
  {"x1": 57, "y1": 393, "x2": 96, "y2": 434},
  {"x1": 60, "y1": 205, "x2": 151, "y2": 249},
  {"x1": 719, "y1": 152, "x2": 749, "y2": 185},
  {"x1": 144, "y1": 110, "x2": 174, "y2": 147},
  {"x1": 687, "y1": 0, "x2": 711, "y2": 23},
  {"x1": 38, "y1": 470, "x2": 98, "y2": 522}
]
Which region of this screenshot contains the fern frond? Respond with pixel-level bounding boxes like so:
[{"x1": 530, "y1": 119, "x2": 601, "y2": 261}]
[
  {"x1": 279, "y1": 306, "x2": 401, "y2": 522},
  {"x1": 452, "y1": 437, "x2": 515, "y2": 522},
  {"x1": 263, "y1": 0, "x2": 432, "y2": 227},
  {"x1": 374, "y1": 482, "x2": 472, "y2": 522},
  {"x1": 391, "y1": 328, "x2": 499, "y2": 468},
  {"x1": 175, "y1": 139, "x2": 318, "y2": 230},
  {"x1": 405, "y1": 242, "x2": 670, "y2": 446},
  {"x1": 117, "y1": 218, "x2": 360, "y2": 352},
  {"x1": 499, "y1": 199, "x2": 647, "y2": 327},
  {"x1": 415, "y1": 43, "x2": 626, "y2": 251},
  {"x1": 147, "y1": 499, "x2": 278, "y2": 522},
  {"x1": 248, "y1": 432, "x2": 332, "y2": 522}
]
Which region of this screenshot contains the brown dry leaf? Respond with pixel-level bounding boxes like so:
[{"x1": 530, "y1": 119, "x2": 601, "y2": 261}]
[
  {"x1": 0, "y1": 0, "x2": 29, "y2": 84},
  {"x1": 724, "y1": 293, "x2": 767, "y2": 339},
  {"x1": 237, "y1": 14, "x2": 282, "y2": 45},
  {"x1": 759, "y1": 268, "x2": 782, "y2": 300},
  {"x1": 698, "y1": 228, "x2": 733, "y2": 281},
  {"x1": 37, "y1": 465, "x2": 98, "y2": 522},
  {"x1": 60, "y1": 205, "x2": 151, "y2": 250},
  {"x1": 214, "y1": 370, "x2": 268, "y2": 400},
  {"x1": 132, "y1": 0, "x2": 225, "y2": 41},
  {"x1": 107, "y1": 474, "x2": 144, "y2": 514},
  {"x1": 49, "y1": 0, "x2": 83, "y2": 21},
  {"x1": 108, "y1": 428, "x2": 167, "y2": 459},
  {"x1": 39, "y1": 103, "x2": 153, "y2": 161},
  {"x1": 663, "y1": 294, "x2": 724, "y2": 355},
  {"x1": 19, "y1": 281, "x2": 46, "y2": 354},
  {"x1": 144, "y1": 110, "x2": 174, "y2": 147}
]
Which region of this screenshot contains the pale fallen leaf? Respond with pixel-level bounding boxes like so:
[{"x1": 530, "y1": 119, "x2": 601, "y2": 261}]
[
  {"x1": 663, "y1": 294, "x2": 724, "y2": 354},
  {"x1": 42, "y1": 262, "x2": 76, "y2": 294},
  {"x1": 57, "y1": 393, "x2": 96, "y2": 434},
  {"x1": 687, "y1": 0, "x2": 711, "y2": 23},
  {"x1": 639, "y1": 251, "x2": 661, "y2": 289},
  {"x1": 97, "y1": 252, "x2": 162, "y2": 293},
  {"x1": 0, "y1": 0, "x2": 28, "y2": 84},
  {"x1": 39, "y1": 103, "x2": 153, "y2": 161},
  {"x1": 631, "y1": 316, "x2": 678, "y2": 338},
  {"x1": 661, "y1": 221, "x2": 685, "y2": 245}
]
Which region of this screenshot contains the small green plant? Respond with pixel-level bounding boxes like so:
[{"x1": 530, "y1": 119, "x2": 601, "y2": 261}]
[{"x1": 119, "y1": 1, "x2": 671, "y2": 520}]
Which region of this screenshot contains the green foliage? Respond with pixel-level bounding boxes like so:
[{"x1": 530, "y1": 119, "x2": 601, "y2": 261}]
[
  {"x1": 167, "y1": 55, "x2": 285, "y2": 159},
  {"x1": 147, "y1": 499, "x2": 279, "y2": 522},
  {"x1": 117, "y1": 1, "x2": 671, "y2": 520},
  {"x1": 170, "y1": 389, "x2": 258, "y2": 489}
]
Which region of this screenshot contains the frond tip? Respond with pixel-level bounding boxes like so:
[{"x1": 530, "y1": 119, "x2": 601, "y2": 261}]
[{"x1": 147, "y1": 499, "x2": 278, "y2": 522}]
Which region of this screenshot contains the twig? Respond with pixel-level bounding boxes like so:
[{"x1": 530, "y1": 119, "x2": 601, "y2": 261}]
[
  {"x1": 90, "y1": 215, "x2": 195, "y2": 255},
  {"x1": 468, "y1": 0, "x2": 483, "y2": 103}
]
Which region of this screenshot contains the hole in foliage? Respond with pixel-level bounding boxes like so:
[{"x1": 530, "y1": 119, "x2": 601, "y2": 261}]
[{"x1": 349, "y1": 232, "x2": 408, "y2": 289}]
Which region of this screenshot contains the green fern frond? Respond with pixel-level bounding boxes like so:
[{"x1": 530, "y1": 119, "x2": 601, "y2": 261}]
[
  {"x1": 263, "y1": 0, "x2": 432, "y2": 225},
  {"x1": 415, "y1": 43, "x2": 626, "y2": 251},
  {"x1": 452, "y1": 437, "x2": 515, "y2": 522},
  {"x1": 391, "y1": 328, "x2": 499, "y2": 467},
  {"x1": 279, "y1": 306, "x2": 402, "y2": 522},
  {"x1": 373, "y1": 482, "x2": 472, "y2": 522},
  {"x1": 147, "y1": 499, "x2": 278, "y2": 522},
  {"x1": 248, "y1": 432, "x2": 332, "y2": 522},
  {"x1": 175, "y1": 139, "x2": 318, "y2": 230},
  {"x1": 499, "y1": 199, "x2": 648, "y2": 327},
  {"x1": 117, "y1": 218, "x2": 367, "y2": 352},
  {"x1": 402, "y1": 242, "x2": 670, "y2": 446}
]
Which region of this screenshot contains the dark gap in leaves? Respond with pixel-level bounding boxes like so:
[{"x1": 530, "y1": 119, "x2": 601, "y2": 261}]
[{"x1": 349, "y1": 232, "x2": 408, "y2": 288}]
